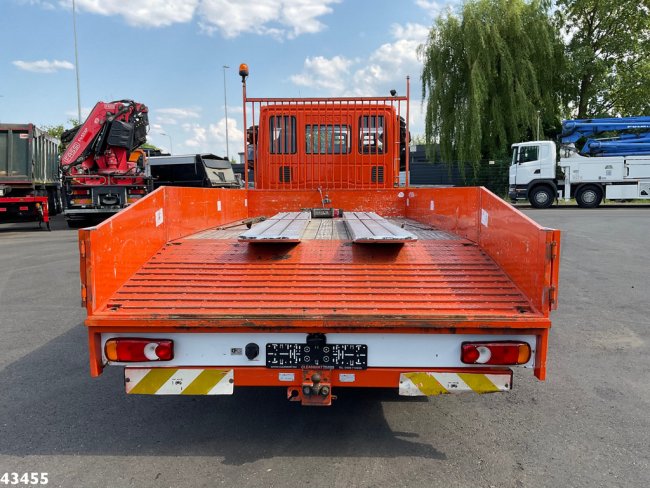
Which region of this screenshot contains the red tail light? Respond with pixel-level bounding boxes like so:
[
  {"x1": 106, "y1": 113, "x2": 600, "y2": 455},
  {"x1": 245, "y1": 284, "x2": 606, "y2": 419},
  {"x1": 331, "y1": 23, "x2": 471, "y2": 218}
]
[
  {"x1": 461, "y1": 341, "x2": 531, "y2": 365},
  {"x1": 128, "y1": 188, "x2": 147, "y2": 195},
  {"x1": 104, "y1": 338, "x2": 174, "y2": 362},
  {"x1": 71, "y1": 189, "x2": 91, "y2": 195}
]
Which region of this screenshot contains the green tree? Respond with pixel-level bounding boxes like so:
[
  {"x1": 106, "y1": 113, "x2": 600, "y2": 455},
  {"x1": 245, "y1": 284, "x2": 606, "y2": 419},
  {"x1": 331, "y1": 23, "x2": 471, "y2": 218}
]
[
  {"x1": 43, "y1": 119, "x2": 79, "y2": 153},
  {"x1": 140, "y1": 143, "x2": 161, "y2": 151},
  {"x1": 419, "y1": 0, "x2": 565, "y2": 175},
  {"x1": 43, "y1": 124, "x2": 65, "y2": 140},
  {"x1": 557, "y1": 0, "x2": 650, "y2": 117}
]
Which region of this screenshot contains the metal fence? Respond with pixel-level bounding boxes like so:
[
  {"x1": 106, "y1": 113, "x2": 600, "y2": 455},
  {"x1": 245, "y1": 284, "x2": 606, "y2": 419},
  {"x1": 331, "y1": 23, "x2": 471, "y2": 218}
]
[{"x1": 408, "y1": 145, "x2": 511, "y2": 196}]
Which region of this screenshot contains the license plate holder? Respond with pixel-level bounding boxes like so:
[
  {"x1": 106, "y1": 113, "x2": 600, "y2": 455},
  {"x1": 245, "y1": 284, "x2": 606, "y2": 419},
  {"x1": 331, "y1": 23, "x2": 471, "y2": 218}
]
[{"x1": 266, "y1": 343, "x2": 367, "y2": 370}]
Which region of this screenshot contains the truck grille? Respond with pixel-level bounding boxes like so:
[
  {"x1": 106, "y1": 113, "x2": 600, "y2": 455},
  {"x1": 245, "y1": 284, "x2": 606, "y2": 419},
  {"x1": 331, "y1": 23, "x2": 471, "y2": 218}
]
[{"x1": 371, "y1": 166, "x2": 384, "y2": 183}]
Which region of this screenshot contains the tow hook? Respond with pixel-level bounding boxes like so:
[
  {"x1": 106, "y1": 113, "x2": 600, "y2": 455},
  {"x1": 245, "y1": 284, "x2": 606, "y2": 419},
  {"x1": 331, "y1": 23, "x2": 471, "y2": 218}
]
[{"x1": 287, "y1": 370, "x2": 334, "y2": 406}]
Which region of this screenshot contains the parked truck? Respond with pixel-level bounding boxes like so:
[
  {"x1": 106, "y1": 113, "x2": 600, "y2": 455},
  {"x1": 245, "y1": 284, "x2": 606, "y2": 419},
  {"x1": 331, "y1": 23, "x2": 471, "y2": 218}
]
[
  {"x1": 60, "y1": 100, "x2": 153, "y2": 226},
  {"x1": 0, "y1": 124, "x2": 60, "y2": 230},
  {"x1": 509, "y1": 117, "x2": 650, "y2": 208},
  {"x1": 78, "y1": 65, "x2": 560, "y2": 406},
  {"x1": 148, "y1": 153, "x2": 241, "y2": 189}
]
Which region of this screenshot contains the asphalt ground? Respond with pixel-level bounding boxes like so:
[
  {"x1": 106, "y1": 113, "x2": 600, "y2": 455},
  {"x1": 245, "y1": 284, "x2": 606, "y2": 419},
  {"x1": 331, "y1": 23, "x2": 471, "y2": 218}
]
[{"x1": 0, "y1": 209, "x2": 648, "y2": 488}]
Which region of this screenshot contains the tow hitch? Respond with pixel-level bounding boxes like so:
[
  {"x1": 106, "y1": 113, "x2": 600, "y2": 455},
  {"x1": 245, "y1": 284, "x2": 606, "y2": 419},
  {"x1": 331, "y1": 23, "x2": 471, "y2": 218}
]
[{"x1": 288, "y1": 370, "x2": 334, "y2": 406}]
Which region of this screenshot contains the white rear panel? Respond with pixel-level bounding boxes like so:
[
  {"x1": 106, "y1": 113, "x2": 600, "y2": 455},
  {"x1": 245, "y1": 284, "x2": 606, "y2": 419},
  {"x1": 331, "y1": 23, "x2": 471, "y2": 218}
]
[{"x1": 102, "y1": 332, "x2": 537, "y2": 369}]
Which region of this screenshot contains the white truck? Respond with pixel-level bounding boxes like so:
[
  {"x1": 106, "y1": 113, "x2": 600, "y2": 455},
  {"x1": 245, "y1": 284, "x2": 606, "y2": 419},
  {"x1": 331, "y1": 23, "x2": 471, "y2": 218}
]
[{"x1": 509, "y1": 117, "x2": 650, "y2": 208}]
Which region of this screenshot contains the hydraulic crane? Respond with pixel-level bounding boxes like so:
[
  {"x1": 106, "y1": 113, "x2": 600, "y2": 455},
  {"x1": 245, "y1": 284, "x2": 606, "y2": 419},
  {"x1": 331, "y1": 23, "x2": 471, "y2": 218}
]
[
  {"x1": 60, "y1": 100, "x2": 153, "y2": 226},
  {"x1": 561, "y1": 116, "x2": 650, "y2": 157}
]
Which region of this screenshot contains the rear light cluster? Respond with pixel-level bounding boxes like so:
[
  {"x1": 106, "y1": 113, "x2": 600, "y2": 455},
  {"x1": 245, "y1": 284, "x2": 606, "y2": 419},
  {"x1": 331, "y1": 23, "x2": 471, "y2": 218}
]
[
  {"x1": 461, "y1": 341, "x2": 531, "y2": 365},
  {"x1": 105, "y1": 338, "x2": 174, "y2": 362},
  {"x1": 71, "y1": 189, "x2": 91, "y2": 196},
  {"x1": 128, "y1": 188, "x2": 147, "y2": 195}
]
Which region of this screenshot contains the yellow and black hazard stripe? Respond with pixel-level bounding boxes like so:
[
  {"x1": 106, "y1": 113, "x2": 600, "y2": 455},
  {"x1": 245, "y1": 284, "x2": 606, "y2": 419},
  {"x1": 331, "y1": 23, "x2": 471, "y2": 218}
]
[
  {"x1": 125, "y1": 368, "x2": 234, "y2": 395},
  {"x1": 399, "y1": 372, "x2": 511, "y2": 396}
]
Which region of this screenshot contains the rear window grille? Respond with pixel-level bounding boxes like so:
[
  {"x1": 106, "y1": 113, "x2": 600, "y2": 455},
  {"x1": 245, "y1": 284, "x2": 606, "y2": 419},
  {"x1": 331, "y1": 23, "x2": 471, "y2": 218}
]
[
  {"x1": 279, "y1": 166, "x2": 292, "y2": 183},
  {"x1": 371, "y1": 166, "x2": 384, "y2": 183}
]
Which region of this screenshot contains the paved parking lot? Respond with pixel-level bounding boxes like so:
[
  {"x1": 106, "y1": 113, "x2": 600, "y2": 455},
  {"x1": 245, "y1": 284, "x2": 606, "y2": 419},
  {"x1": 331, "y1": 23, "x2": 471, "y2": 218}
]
[{"x1": 0, "y1": 209, "x2": 648, "y2": 488}]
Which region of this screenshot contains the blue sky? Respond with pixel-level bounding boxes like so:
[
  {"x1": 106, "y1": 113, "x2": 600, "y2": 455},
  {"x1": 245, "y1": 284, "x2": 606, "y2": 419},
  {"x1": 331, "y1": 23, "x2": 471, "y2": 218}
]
[{"x1": 1, "y1": 0, "x2": 455, "y2": 157}]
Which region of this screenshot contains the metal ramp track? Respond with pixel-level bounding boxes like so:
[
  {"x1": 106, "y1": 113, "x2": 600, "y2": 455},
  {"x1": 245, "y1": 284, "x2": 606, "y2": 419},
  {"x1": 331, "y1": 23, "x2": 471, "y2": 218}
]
[
  {"x1": 238, "y1": 212, "x2": 311, "y2": 242},
  {"x1": 344, "y1": 212, "x2": 417, "y2": 243}
]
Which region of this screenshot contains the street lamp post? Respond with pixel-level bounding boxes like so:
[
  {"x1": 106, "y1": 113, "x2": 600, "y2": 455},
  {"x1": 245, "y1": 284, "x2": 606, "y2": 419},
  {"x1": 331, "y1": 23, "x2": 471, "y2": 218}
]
[
  {"x1": 160, "y1": 132, "x2": 173, "y2": 154},
  {"x1": 223, "y1": 65, "x2": 230, "y2": 161},
  {"x1": 72, "y1": 0, "x2": 82, "y2": 123}
]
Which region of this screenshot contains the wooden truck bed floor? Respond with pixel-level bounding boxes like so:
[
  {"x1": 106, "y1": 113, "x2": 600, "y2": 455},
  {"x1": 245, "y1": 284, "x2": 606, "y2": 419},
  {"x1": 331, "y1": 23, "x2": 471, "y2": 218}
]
[{"x1": 92, "y1": 217, "x2": 544, "y2": 326}]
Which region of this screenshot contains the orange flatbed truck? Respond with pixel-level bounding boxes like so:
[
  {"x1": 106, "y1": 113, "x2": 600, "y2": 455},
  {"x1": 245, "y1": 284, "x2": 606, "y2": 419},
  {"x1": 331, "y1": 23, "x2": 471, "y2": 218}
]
[{"x1": 78, "y1": 65, "x2": 560, "y2": 405}]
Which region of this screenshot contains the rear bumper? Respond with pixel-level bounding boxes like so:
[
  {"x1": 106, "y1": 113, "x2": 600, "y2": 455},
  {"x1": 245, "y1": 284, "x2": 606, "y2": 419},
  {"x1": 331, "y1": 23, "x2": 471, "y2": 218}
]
[
  {"x1": 124, "y1": 366, "x2": 513, "y2": 396},
  {"x1": 89, "y1": 329, "x2": 550, "y2": 383},
  {"x1": 0, "y1": 196, "x2": 49, "y2": 223}
]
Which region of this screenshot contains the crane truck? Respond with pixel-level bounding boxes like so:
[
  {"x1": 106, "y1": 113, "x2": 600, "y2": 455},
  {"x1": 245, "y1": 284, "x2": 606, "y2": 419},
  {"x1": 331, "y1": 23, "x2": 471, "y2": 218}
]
[
  {"x1": 0, "y1": 124, "x2": 60, "y2": 230},
  {"x1": 509, "y1": 117, "x2": 650, "y2": 208},
  {"x1": 60, "y1": 100, "x2": 152, "y2": 226},
  {"x1": 77, "y1": 65, "x2": 560, "y2": 406}
]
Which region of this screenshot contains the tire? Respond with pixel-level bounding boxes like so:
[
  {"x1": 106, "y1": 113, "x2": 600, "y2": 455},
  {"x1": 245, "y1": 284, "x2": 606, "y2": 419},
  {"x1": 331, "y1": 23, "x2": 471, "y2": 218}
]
[
  {"x1": 576, "y1": 185, "x2": 603, "y2": 208},
  {"x1": 529, "y1": 186, "x2": 555, "y2": 209}
]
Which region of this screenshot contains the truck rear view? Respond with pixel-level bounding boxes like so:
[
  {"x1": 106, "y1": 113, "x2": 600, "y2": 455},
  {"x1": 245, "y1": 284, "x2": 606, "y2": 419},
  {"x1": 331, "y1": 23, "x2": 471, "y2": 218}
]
[
  {"x1": 79, "y1": 66, "x2": 560, "y2": 406},
  {"x1": 60, "y1": 100, "x2": 152, "y2": 227},
  {"x1": 0, "y1": 124, "x2": 60, "y2": 229}
]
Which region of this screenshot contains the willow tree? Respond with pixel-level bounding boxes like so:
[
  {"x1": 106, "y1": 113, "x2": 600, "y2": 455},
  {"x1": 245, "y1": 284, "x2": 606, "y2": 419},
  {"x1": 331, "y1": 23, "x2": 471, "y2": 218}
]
[{"x1": 419, "y1": 0, "x2": 564, "y2": 176}]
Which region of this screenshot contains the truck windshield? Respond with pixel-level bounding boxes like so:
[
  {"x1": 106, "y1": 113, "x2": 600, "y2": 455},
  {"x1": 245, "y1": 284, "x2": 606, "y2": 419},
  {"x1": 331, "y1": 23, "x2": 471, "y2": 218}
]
[{"x1": 203, "y1": 158, "x2": 231, "y2": 169}]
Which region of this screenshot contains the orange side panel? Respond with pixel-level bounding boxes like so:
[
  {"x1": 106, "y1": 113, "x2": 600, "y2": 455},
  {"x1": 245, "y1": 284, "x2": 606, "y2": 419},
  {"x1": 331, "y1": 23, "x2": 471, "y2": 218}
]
[
  {"x1": 84, "y1": 188, "x2": 168, "y2": 314},
  {"x1": 164, "y1": 187, "x2": 248, "y2": 241},
  {"x1": 406, "y1": 187, "x2": 480, "y2": 242},
  {"x1": 83, "y1": 187, "x2": 248, "y2": 314},
  {"x1": 476, "y1": 188, "x2": 561, "y2": 316}
]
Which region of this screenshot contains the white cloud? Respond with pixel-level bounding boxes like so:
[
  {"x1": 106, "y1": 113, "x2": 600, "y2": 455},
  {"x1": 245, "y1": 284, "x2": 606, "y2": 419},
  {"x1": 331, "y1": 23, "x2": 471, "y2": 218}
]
[
  {"x1": 13, "y1": 59, "x2": 75, "y2": 73},
  {"x1": 152, "y1": 107, "x2": 202, "y2": 126},
  {"x1": 53, "y1": 0, "x2": 338, "y2": 38},
  {"x1": 390, "y1": 22, "x2": 430, "y2": 43},
  {"x1": 156, "y1": 108, "x2": 201, "y2": 118},
  {"x1": 415, "y1": 0, "x2": 446, "y2": 17},
  {"x1": 352, "y1": 23, "x2": 429, "y2": 94},
  {"x1": 19, "y1": 0, "x2": 56, "y2": 10},
  {"x1": 290, "y1": 56, "x2": 354, "y2": 94},
  {"x1": 62, "y1": 0, "x2": 198, "y2": 28},
  {"x1": 289, "y1": 23, "x2": 429, "y2": 96},
  {"x1": 198, "y1": 0, "x2": 340, "y2": 39},
  {"x1": 287, "y1": 23, "x2": 430, "y2": 135},
  {"x1": 182, "y1": 117, "x2": 243, "y2": 156}
]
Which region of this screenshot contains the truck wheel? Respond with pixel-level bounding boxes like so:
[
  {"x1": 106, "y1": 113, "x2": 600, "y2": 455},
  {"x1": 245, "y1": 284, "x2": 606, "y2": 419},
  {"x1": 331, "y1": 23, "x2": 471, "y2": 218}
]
[
  {"x1": 576, "y1": 185, "x2": 603, "y2": 208},
  {"x1": 529, "y1": 186, "x2": 554, "y2": 209}
]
